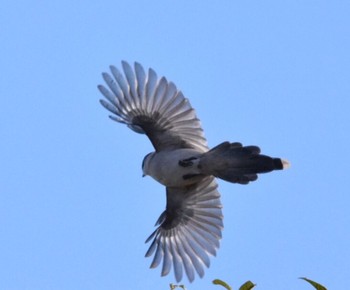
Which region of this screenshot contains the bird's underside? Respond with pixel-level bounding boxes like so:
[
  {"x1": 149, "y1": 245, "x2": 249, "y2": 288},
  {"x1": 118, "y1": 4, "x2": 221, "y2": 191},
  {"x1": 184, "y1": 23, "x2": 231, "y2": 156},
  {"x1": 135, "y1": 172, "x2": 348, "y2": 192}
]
[{"x1": 98, "y1": 61, "x2": 289, "y2": 282}]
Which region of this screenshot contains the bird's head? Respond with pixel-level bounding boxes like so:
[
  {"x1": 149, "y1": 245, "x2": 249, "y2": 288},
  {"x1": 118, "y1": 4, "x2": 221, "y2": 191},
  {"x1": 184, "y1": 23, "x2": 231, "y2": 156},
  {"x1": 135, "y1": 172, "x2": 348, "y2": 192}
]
[{"x1": 142, "y1": 152, "x2": 154, "y2": 177}]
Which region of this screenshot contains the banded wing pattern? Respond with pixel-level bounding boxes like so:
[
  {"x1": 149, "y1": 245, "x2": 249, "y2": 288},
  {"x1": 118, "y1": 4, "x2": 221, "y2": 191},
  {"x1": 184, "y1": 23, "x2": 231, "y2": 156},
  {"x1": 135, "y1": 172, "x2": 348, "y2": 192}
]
[
  {"x1": 98, "y1": 61, "x2": 208, "y2": 152},
  {"x1": 145, "y1": 177, "x2": 223, "y2": 282}
]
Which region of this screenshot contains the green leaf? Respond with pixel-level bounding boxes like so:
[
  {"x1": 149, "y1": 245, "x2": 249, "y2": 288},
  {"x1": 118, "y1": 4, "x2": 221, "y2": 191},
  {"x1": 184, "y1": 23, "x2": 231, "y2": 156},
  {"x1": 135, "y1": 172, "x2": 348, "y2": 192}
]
[
  {"x1": 300, "y1": 277, "x2": 327, "y2": 290},
  {"x1": 169, "y1": 284, "x2": 186, "y2": 290},
  {"x1": 239, "y1": 280, "x2": 256, "y2": 290},
  {"x1": 212, "y1": 279, "x2": 232, "y2": 290}
]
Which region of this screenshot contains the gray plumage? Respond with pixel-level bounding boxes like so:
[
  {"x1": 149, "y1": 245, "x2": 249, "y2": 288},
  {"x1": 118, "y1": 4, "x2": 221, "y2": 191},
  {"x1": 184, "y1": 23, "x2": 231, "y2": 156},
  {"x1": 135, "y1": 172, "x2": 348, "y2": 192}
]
[{"x1": 98, "y1": 61, "x2": 289, "y2": 282}]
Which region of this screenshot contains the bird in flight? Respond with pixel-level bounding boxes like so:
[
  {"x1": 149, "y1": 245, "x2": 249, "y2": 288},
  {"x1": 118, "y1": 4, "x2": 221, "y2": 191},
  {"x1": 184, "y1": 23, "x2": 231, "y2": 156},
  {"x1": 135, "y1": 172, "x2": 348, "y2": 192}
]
[{"x1": 98, "y1": 61, "x2": 289, "y2": 283}]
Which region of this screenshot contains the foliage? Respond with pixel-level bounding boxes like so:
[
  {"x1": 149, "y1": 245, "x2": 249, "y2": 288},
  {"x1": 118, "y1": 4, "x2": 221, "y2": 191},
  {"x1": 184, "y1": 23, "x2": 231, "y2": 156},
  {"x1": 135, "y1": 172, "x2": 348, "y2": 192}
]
[
  {"x1": 170, "y1": 283, "x2": 187, "y2": 290},
  {"x1": 300, "y1": 277, "x2": 327, "y2": 290},
  {"x1": 169, "y1": 277, "x2": 327, "y2": 289},
  {"x1": 213, "y1": 279, "x2": 255, "y2": 290}
]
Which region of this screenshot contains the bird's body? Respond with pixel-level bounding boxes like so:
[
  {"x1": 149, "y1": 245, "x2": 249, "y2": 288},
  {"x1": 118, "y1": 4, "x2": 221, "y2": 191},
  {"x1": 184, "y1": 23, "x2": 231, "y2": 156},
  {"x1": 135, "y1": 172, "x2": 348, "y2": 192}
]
[
  {"x1": 143, "y1": 149, "x2": 202, "y2": 187},
  {"x1": 98, "y1": 61, "x2": 289, "y2": 282}
]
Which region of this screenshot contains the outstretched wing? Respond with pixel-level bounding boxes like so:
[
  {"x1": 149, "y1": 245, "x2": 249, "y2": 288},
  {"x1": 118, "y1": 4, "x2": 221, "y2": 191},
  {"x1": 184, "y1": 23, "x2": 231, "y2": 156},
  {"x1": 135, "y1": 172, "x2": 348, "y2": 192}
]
[
  {"x1": 145, "y1": 177, "x2": 223, "y2": 282},
  {"x1": 98, "y1": 61, "x2": 208, "y2": 152}
]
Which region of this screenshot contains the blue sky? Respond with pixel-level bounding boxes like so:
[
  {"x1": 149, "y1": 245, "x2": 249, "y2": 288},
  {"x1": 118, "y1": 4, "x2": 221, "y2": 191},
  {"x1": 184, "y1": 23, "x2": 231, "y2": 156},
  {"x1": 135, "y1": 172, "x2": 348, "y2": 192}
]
[{"x1": 1, "y1": 1, "x2": 349, "y2": 289}]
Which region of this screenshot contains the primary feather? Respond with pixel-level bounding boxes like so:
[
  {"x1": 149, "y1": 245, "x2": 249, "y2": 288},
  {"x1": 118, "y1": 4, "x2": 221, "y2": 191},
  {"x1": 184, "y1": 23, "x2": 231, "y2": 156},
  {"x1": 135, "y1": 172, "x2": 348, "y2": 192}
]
[{"x1": 99, "y1": 61, "x2": 208, "y2": 152}]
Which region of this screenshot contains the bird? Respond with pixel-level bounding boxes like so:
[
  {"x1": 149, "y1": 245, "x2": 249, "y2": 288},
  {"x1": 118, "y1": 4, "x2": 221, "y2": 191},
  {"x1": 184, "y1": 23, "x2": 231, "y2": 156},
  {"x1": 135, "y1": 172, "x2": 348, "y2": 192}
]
[{"x1": 98, "y1": 61, "x2": 290, "y2": 283}]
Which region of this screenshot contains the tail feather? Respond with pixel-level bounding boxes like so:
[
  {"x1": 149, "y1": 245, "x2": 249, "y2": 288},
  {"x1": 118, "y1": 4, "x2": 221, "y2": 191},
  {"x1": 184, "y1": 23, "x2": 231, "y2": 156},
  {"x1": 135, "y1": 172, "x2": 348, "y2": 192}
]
[{"x1": 200, "y1": 142, "x2": 289, "y2": 184}]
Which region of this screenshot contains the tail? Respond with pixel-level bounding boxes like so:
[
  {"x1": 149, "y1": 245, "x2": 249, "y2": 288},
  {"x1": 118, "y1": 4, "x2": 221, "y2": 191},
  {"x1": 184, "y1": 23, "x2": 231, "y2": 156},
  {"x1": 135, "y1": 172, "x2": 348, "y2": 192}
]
[{"x1": 200, "y1": 142, "x2": 290, "y2": 184}]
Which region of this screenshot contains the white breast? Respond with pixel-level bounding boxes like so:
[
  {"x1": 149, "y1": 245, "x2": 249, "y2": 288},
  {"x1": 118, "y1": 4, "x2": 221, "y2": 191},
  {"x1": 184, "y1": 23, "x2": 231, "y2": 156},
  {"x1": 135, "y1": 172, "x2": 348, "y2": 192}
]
[{"x1": 145, "y1": 149, "x2": 203, "y2": 187}]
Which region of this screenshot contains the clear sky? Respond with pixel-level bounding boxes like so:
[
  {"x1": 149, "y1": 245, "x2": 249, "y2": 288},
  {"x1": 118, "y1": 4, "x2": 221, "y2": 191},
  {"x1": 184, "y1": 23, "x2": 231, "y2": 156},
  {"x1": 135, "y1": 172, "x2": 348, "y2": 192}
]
[{"x1": 1, "y1": 1, "x2": 349, "y2": 289}]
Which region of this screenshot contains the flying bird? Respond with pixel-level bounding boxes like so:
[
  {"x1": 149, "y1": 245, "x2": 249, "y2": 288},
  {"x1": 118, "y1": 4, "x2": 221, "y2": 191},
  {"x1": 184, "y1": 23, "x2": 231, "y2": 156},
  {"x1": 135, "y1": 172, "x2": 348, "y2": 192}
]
[{"x1": 98, "y1": 61, "x2": 289, "y2": 282}]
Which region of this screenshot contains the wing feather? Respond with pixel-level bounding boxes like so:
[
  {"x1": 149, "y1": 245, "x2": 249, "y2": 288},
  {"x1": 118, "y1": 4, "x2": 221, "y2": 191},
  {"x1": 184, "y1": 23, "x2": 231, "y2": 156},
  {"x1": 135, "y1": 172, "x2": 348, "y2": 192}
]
[
  {"x1": 121, "y1": 61, "x2": 138, "y2": 105},
  {"x1": 145, "y1": 177, "x2": 223, "y2": 282},
  {"x1": 161, "y1": 238, "x2": 172, "y2": 276},
  {"x1": 110, "y1": 66, "x2": 133, "y2": 109},
  {"x1": 135, "y1": 62, "x2": 146, "y2": 102},
  {"x1": 170, "y1": 236, "x2": 184, "y2": 282},
  {"x1": 98, "y1": 61, "x2": 208, "y2": 152}
]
